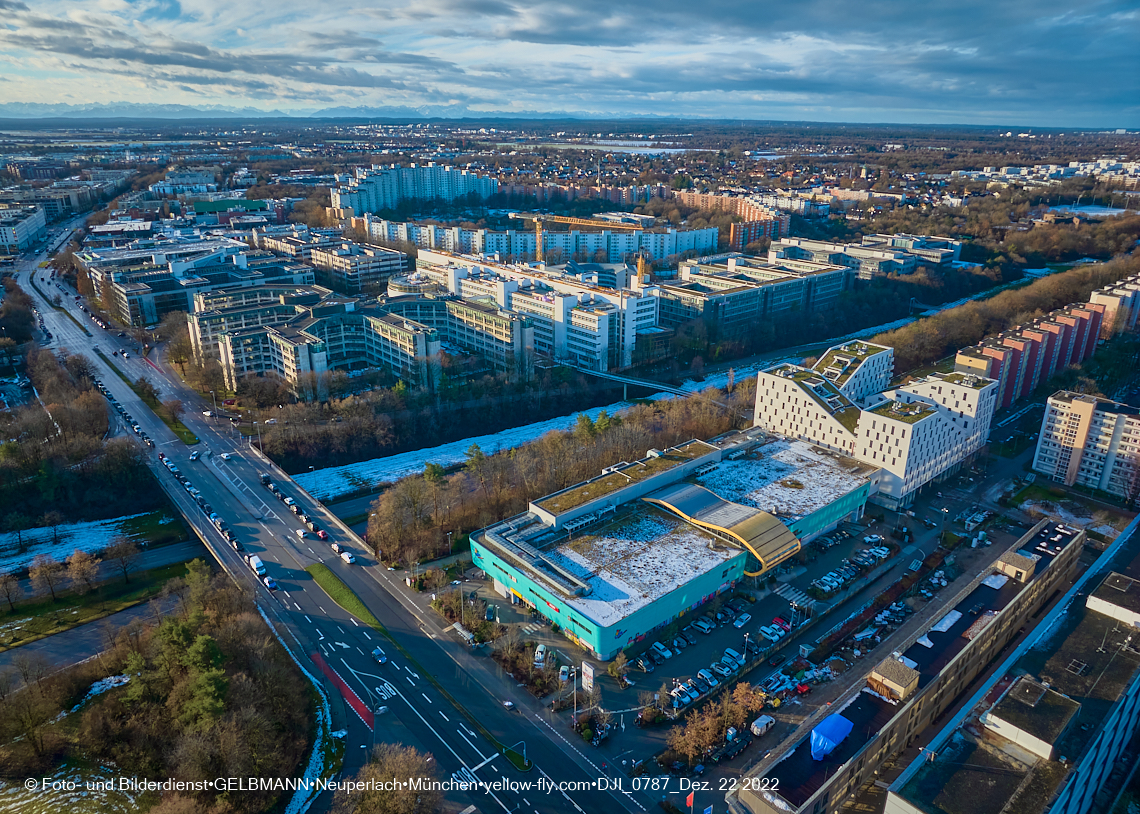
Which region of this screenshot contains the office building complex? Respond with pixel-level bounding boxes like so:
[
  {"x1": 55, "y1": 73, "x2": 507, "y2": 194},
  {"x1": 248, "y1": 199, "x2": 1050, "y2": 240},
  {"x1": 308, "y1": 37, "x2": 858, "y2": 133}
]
[
  {"x1": 409, "y1": 250, "x2": 660, "y2": 371},
  {"x1": 251, "y1": 226, "x2": 345, "y2": 261},
  {"x1": 79, "y1": 238, "x2": 315, "y2": 326},
  {"x1": 647, "y1": 254, "x2": 853, "y2": 335},
  {"x1": 769, "y1": 237, "x2": 919, "y2": 279},
  {"x1": 0, "y1": 205, "x2": 47, "y2": 253},
  {"x1": 887, "y1": 561, "x2": 1140, "y2": 814},
  {"x1": 859, "y1": 234, "x2": 962, "y2": 269},
  {"x1": 472, "y1": 429, "x2": 876, "y2": 659},
  {"x1": 192, "y1": 283, "x2": 533, "y2": 391},
  {"x1": 359, "y1": 214, "x2": 718, "y2": 264},
  {"x1": 735, "y1": 520, "x2": 1084, "y2": 814},
  {"x1": 1032, "y1": 391, "x2": 1140, "y2": 499},
  {"x1": 954, "y1": 303, "x2": 1104, "y2": 410},
  {"x1": 309, "y1": 242, "x2": 408, "y2": 294},
  {"x1": 754, "y1": 342, "x2": 999, "y2": 508},
  {"x1": 329, "y1": 163, "x2": 498, "y2": 216}
]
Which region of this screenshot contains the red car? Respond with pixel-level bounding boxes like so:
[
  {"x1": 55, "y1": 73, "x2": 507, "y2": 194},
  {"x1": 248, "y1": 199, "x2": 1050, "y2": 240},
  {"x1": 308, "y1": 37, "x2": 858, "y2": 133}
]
[
  {"x1": 316, "y1": 530, "x2": 329, "y2": 540},
  {"x1": 773, "y1": 617, "x2": 792, "y2": 632}
]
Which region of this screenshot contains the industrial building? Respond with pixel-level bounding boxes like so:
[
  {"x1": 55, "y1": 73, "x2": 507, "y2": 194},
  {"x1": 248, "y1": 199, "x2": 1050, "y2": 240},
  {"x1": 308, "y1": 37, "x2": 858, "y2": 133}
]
[
  {"x1": 885, "y1": 558, "x2": 1140, "y2": 814},
  {"x1": 1032, "y1": 391, "x2": 1140, "y2": 498},
  {"x1": 754, "y1": 342, "x2": 999, "y2": 508},
  {"x1": 734, "y1": 520, "x2": 1084, "y2": 814},
  {"x1": 471, "y1": 429, "x2": 877, "y2": 659}
]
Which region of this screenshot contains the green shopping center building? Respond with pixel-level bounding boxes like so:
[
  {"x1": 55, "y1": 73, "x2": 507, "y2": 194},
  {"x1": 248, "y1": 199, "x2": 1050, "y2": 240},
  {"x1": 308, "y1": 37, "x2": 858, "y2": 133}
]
[{"x1": 471, "y1": 429, "x2": 879, "y2": 660}]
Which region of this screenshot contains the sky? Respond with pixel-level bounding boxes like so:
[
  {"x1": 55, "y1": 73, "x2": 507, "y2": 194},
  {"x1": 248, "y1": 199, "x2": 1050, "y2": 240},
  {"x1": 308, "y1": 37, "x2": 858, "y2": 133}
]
[{"x1": 0, "y1": 0, "x2": 1137, "y2": 126}]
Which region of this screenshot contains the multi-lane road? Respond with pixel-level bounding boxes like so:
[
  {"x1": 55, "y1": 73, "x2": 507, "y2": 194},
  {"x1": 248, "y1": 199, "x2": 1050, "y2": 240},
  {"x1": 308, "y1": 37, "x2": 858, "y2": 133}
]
[{"x1": 11, "y1": 242, "x2": 655, "y2": 814}]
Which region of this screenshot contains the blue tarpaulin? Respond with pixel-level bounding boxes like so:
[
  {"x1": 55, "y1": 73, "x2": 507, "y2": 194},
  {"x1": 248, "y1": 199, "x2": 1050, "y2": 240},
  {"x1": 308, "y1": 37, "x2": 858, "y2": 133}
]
[{"x1": 810, "y1": 714, "x2": 854, "y2": 760}]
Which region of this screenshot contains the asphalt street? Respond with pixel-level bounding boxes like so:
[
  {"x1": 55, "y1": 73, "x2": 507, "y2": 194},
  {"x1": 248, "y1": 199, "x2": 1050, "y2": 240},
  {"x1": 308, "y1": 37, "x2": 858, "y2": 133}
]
[{"x1": 15, "y1": 249, "x2": 653, "y2": 814}]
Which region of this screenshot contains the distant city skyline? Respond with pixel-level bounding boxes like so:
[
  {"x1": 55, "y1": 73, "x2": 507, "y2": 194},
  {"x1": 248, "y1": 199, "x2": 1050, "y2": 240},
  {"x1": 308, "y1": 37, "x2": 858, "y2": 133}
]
[{"x1": 0, "y1": 0, "x2": 1136, "y2": 127}]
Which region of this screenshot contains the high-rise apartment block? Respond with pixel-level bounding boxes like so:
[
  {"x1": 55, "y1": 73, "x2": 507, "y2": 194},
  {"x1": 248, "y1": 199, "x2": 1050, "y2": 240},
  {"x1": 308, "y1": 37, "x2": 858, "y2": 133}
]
[
  {"x1": 329, "y1": 163, "x2": 498, "y2": 216},
  {"x1": 955, "y1": 303, "x2": 1104, "y2": 410},
  {"x1": 1032, "y1": 391, "x2": 1140, "y2": 499}
]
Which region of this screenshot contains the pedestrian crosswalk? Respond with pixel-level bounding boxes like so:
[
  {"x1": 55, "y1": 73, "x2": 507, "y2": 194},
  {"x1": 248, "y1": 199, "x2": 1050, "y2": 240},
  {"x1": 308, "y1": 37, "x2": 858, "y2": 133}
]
[
  {"x1": 520, "y1": 624, "x2": 542, "y2": 634},
  {"x1": 773, "y1": 583, "x2": 813, "y2": 607}
]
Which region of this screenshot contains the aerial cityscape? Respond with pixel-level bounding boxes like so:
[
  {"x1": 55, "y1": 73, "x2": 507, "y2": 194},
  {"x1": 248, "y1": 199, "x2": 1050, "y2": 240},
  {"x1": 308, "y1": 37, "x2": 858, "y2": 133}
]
[{"x1": 1, "y1": 4, "x2": 1139, "y2": 814}]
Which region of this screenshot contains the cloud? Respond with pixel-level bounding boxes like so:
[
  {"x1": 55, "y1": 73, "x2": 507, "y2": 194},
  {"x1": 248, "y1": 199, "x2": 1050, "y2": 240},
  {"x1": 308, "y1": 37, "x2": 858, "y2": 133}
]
[{"x1": 0, "y1": 0, "x2": 1135, "y2": 125}]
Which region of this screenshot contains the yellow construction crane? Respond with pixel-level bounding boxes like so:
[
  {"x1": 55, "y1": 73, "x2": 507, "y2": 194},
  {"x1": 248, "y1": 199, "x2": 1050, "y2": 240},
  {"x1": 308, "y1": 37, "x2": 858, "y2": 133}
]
[{"x1": 517, "y1": 214, "x2": 645, "y2": 263}]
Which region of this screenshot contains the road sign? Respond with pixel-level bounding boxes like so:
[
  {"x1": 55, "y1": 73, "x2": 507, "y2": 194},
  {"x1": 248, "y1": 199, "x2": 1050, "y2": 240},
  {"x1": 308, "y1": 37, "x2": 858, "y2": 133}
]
[{"x1": 581, "y1": 662, "x2": 595, "y2": 692}]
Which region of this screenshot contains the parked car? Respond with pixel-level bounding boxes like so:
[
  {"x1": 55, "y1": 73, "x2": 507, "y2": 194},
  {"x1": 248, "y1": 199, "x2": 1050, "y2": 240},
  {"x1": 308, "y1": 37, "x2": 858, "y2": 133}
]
[
  {"x1": 635, "y1": 657, "x2": 655, "y2": 673},
  {"x1": 712, "y1": 662, "x2": 734, "y2": 678},
  {"x1": 733, "y1": 613, "x2": 752, "y2": 629},
  {"x1": 651, "y1": 641, "x2": 673, "y2": 660},
  {"x1": 772, "y1": 617, "x2": 792, "y2": 632},
  {"x1": 693, "y1": 619, "x2": 715, "y2": 634},
  {"x1": 681, "y1": 628, "x2": 698, "y2": 645},
  {"x1": 697, "y1": 668, "x2": 720, "y2": 688}
]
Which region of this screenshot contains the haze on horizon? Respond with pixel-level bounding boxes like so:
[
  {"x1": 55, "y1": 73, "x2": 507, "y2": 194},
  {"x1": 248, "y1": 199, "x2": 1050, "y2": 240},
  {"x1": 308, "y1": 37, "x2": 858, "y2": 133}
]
[{"x1": 0, "y1": 0, "x2": 1137, "y2": 127}]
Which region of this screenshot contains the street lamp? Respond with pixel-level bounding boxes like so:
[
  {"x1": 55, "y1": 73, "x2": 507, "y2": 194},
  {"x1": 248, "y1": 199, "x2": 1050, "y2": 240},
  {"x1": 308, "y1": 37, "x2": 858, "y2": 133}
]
[
  {"x1": 940, "y1": 506, "x2": 950, "y2": 546},
  {"x1": 447, "y1": 530, "x2": 453, "y2": 555}
]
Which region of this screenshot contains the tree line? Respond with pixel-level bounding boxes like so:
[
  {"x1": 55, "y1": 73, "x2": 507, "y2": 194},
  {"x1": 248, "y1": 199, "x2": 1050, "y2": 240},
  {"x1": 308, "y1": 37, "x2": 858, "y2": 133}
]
[
  {"x1": 0, "y1": 561, "x2": 314, "y2": 814},
  {"x1": 875, "y1": 251, "x2": 1140, "y2": 373},
  {"x1": 257, "y1": 368, "x2": 626, "y2": 474},
  {"x1": 1, "y1": 348, "x2": 168, "y2": 540},
  {"x1": 366, "y1": 383, "x2": 754, "y2": 568}
]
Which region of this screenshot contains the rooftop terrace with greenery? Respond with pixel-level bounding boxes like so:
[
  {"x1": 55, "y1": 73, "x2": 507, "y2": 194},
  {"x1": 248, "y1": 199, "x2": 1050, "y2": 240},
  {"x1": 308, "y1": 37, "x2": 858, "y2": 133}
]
[{"x1": 534, "y1": 440, "x2": 716, "y2": 514}]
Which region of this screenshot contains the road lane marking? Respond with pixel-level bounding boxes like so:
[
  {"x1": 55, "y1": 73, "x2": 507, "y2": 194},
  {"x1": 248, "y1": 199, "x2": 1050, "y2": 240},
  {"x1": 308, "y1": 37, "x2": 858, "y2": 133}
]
[
  {"x1": 304, "y1": 615, "x2": 312, "y2": 624},
  {"x1": 350, "y1": 618, "x2": 359, "y2": 626},
  {"x1": 439, "y1": 711, "x2": 449, "y2": 722},
  {"x1": 362, "y1": 631, "x2": 370, "y2": 640},
  {"x1": 421, "y1": 693, "x2": 432, "y2": 704}
]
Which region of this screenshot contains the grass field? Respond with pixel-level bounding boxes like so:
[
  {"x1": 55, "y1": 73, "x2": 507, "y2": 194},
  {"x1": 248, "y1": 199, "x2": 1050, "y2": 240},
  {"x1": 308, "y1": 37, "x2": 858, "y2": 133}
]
[
  {"x1": 119, "y1": 509, "x2": 189, "y2": 547},
  {"x1": 303, "y1": 563, "x2": 531, "y2": 771},
  {"x1": 0, "y1": 560, "x2": 193, "y2": 651},
  {"x1": 95, "y1": 350, "x2": 199, "y2": 444}
]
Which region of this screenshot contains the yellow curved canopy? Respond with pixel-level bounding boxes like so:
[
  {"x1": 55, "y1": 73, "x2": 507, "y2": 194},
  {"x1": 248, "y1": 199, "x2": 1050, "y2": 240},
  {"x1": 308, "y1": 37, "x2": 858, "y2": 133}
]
[{"x1": 644, "y1": 482, "x2": 800, "y2": 577}]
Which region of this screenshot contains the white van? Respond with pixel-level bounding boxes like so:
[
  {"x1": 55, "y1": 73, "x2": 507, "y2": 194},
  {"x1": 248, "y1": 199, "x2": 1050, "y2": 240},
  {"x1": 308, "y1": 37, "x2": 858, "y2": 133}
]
[
  {"x1": 750, "y1": 715, "x2": 776, "y2": 738},
  {"x1": 534, "y1": 644, "x2": 547, "y2": 667},
  {"x1": 651, "y1": 641, "x2": 674, "y2": 660},
  {"x1": 724, "y1": 647, "x2": 745, "y2": 665},
  {"x1": 247, "y1": 555, "x2": 266, "y2": 576}
]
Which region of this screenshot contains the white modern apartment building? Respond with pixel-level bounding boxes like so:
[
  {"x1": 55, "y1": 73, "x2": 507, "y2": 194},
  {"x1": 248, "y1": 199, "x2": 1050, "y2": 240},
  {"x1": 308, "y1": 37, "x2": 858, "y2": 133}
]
[
  {"x1": 0, "y1": 204, "x2": 47, "y2": 253},
  {"x1": 754, "y1": 342, "x2": 998, "y2": 507},
  {"x1": 309, "y1": 242, "x2": 408, "y2": 294},
  {"x1": 1033, "y1": 391, "x2": 1140, "y2": 499},
  {"x1": 360, "y1": 214, "x2": 717, "y2": 264},
  {"x1": 329, "y1": 163, "x2": 498, "y2": 216},
  {"x1": 409, "y1": 249, "x2": 659, "y2": 370}
]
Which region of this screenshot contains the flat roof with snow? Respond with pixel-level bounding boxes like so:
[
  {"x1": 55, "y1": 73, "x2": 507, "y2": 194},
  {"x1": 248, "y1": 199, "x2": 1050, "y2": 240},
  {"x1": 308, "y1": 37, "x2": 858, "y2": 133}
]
[
  {"x1": 693, "y1": 438, "x2": 876, "y2": 524},
  {"x1": 479, "y1": 505, "x2": 742, "y2": 628}
]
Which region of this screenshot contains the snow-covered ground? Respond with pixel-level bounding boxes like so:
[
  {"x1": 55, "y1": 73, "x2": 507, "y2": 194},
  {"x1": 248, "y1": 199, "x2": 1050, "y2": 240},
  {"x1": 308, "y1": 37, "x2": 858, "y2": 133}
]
[
  {"x1": 0, "y1": 512, "x2": 153, "y2": 573},
  {"x1": 1021, "y1": 499, "x2": 1122, "y2": 539},
  {"x1": 296, "y1": 362, "x2": 780, "y2": 501}
]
